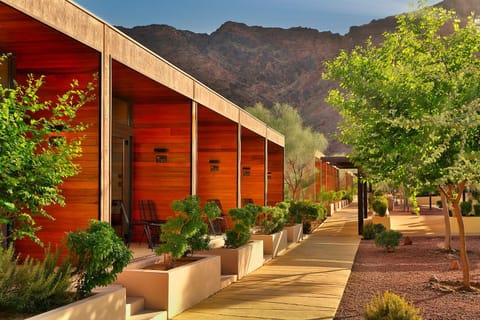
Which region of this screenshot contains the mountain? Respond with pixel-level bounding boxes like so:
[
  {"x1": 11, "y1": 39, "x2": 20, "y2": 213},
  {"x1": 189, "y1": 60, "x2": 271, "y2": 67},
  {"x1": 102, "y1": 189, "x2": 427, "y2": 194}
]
[{"x1": 118, "y1": 0, "x2": 479, "y2": 155}]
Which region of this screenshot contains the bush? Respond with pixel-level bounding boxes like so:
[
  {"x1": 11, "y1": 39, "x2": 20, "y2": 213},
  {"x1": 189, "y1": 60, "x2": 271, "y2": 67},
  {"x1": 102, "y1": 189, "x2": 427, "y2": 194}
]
[
  {"x1": 362, "y1": 222, "x2": 386, "y2": 240},
  {"x1": 474, "y1": 204, "x2": 480, "y2": 217},
  {"x1": 303, "y1": 221, "x2": 312, "y2": 234},
  {"x1": 225, "y1": 204, "x2": 262, "y2": 248},
  {"x1": 0, "y1": 245, "x2": 73, "y2": 313},
  {"x1": 372, "y1": 197, "x2": 388, "y2": 217},
  {"x1": 460, "y1": 201, "x2": 472, "y2": 216},
  {"x1": 257, "y1": 205, "x2": 288, "y2": 234},
  {"x1": 67, "y1": 220, "x2": 133, "y2": 299},
  {"x1": 436, "y1": 200, "x2": 443, "y2": 208},
  {"x1": 375, "y1": 230, "x2": 403, "y2": 252},
  {"x1": 365, "y1": 291, "x2": 422, "y2": 320}
]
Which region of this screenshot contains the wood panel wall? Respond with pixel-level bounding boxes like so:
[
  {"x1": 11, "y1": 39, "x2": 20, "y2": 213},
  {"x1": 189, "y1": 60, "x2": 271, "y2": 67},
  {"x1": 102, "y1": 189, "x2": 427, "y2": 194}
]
[
  {"x1": 267, "y1": 141, "x2": 284, "y2": 205},
  {"x1": 197, "y1": 105, "x2": 238, "y2": 221},
  {"x1": 241, "y1": 128, "x2": 265, "y2": 206},
  {"x1": 133, "y1": 102, "x2": 192, "y2": 223}
]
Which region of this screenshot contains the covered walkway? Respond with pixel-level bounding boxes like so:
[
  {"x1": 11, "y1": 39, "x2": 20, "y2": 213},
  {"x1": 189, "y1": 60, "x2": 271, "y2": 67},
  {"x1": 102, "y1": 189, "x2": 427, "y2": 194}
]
[{"x1": 174, "y1": 203, "x2": 361, "y2": 320}]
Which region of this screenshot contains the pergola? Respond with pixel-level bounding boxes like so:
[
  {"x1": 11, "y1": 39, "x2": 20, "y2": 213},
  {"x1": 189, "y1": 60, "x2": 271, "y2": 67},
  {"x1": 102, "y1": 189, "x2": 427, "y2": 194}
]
[{"x1": 321, "y1": 156, "x2": 367, "y2": 235}]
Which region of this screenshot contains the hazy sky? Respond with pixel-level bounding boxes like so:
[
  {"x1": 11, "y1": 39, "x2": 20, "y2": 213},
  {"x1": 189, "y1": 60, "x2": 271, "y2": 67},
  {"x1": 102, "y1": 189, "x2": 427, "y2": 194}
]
[{"x1": 73, "y1": 0, "x2": 442, "y2": 35}]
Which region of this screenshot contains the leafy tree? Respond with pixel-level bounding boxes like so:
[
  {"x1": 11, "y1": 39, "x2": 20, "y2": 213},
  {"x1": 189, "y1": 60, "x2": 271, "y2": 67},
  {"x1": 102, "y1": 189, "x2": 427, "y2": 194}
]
[
  {"x1": 0, "y1": 66, "x2": 96, "y2": 245},
  {"x1": 324, "y1": 3, "x2": 480, "y2": 288},
  {"x1": 246, "y1": 102, "x2": 328, "y2": 199}
]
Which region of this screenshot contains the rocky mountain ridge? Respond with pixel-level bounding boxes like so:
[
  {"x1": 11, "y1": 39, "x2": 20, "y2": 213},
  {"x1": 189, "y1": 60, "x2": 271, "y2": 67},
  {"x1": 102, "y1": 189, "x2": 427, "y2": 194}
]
[{"x1": 118, "y1": 0, "x2": 478, "y2": 154}]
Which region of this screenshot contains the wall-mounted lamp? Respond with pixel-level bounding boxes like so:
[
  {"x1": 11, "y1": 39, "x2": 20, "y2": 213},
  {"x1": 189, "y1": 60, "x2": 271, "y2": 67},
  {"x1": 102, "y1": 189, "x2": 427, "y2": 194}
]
[
  {"x1": 154, "y1": 147, "x2": 168, "y2": 163},
  {"x1": 242, "y1": 166, "x2": 251, "y2": 176},
  {"x1": 210, "y1": 159, "x2": 220, "y2": 172},
  {"x1": 267, "y1": 171, "x2": 272, "y2": 180}
]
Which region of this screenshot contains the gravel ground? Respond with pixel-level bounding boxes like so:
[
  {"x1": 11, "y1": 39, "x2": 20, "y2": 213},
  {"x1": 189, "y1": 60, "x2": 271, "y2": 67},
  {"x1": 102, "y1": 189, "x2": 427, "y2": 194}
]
[{"x1": 334, "y1": 235, "x2": 480, "y2": 320}]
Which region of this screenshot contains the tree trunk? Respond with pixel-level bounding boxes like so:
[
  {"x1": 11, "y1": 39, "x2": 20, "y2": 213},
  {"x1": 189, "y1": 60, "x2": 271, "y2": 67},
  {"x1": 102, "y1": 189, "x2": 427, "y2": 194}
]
[
  {"x1": 439, "y1": 188, "x2": 451, "y2": 250},
  {"x1": 441, "y1": 181, "x2": 470, "y2": 288}
]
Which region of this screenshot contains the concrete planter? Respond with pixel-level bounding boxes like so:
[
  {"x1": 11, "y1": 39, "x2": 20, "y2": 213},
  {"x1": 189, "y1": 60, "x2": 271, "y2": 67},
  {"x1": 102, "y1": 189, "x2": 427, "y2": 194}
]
[
  {"x1": 115, "y1": 254, "x2": 221, "y2": 319},
  {"x1": 251, "y1": 230, "x2": 288, "y2": 258},
  {"x1": 285, "y1": 224, "x2": 303, "y2": 243},
  {"x1": 372, "y1": 214, "x2": 391, "y2": 230},
  {"x1": 200, "y1": 240, "x2": 264, "y2": 280},
  {"x1": 327, "y1": 203, "x2": 335, "y2": 216},
  {"x1": 27, "y1": 285, "x2": 126, "y2": 320}
]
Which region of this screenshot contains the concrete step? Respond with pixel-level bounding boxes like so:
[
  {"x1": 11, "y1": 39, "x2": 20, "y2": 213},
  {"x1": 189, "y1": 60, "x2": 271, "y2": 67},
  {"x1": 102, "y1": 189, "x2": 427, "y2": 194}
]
[
  {"x1": 129, "y1": 309, "x2": 167, "y2": 320},
  {"x1": 126, "y1": 296, "x2": 145, "y2": 317},
  {"x1": 220, "y1": 274, "x2": 237, "y2": 289}
]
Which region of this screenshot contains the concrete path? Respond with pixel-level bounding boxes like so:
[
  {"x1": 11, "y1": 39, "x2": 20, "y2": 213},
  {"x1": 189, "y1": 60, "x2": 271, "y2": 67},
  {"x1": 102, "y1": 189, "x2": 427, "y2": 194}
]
[{"x1": 173, "y1": 203, "x2": 361, "y2": 320}]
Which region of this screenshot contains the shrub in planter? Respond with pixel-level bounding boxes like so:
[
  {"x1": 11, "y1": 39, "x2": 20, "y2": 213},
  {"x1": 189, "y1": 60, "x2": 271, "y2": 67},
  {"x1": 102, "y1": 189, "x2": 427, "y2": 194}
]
[
  {"x1": 225, "y1": 204, "x2": 262, "y2": 248},
  {"x1": 256, "y1": 205, "x2": 288, "y2": 235},
  {"x1": 474, "y1": 204, "x2": 480, "y2": 217},
  {"x1": 302, "y1": 221, "x2": 312, "y2": 234},
  {"x1": 155, "y1": 195, "x2": 221, "y2": 266},
  {"x1": 66, "y1": 220, "x2": 133, "y2": 299},
  {"x1": 460, "y1": 201, "x2": 472, "y2": 216},
  {"x1": 0, "y1": 245, "x2": 72, "y2": 314},
  {"x1": 362, "y1": 222, "x2": 386, "y2": 240},
  {"x1": 375, "y1": 230, "x2": 403, "y2": 252},
  {"x1": 371, "y1": 197, "x2": 388, "y2": 217},
  {"x1": 436, "y1": 200, "x2": 443, "y2": 208},
  {"x1": 287, "y1": 201, "x2": 304, "y2": 224},
  {"x1": 365, "y1": 291, "x2": 422, "y2": 320}
]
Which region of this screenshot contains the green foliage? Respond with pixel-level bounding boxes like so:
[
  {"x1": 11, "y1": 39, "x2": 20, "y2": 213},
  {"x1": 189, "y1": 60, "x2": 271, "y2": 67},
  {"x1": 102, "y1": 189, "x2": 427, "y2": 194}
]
[
  {"x1": 246, "y1": 102, "x2": 328, "y2": 199},
  {"x1": 474, "y1": 204, "x2": 480, "y2": 217},
  {"x1": 362, "y1": 222, "x2": 386, "y2": 240},
  {"x1": 342, "y1": 190, "x2": 354, "y2": 202},
  {"x1": 460, "y1": 201, "x2": 472, "y2": 216},
  {"x1": 66, "y1": 220, "x2": 132, "y2": 299},
  {"x1": 318, "y1": 190, "x2": 336, "y2": 205},
  {"x1": 375, "y1": 230, "x2": 403, "y2": 252},
  {"x1": 257, "y1": 205, "x2": 288, "y2": 235},
  {"x1": 287, "y1": 200, "x2": 326, "y2": 234},
  {"x1": 365, "y1": 291, "x2": 422, "y2": 320},
  {"x1": 372, "y1": 197, "x2": 388, "y2": 217},
  {"x1": 0, "y1": 70, "x2": 96, "y2": 244},
  {"x1": 436, "y1": 200, "x2": 443, "y2": 208},
  {"x1": 0, "y1": 245, "x2": 73, "y2": 313},
  {"x1": 302, "y1": 221, "x2": 312, "y2": 234},
  {"x1": 156, "y1": 196, "x2": 219, "y2": 263},
  {"x1": 225, "y1": 204, "x2": 262, "y2": 248}
]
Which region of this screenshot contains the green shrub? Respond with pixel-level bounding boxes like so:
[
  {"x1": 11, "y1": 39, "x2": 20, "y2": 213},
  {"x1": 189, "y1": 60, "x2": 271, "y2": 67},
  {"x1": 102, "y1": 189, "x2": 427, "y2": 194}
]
[
  {"x1": 372, "y1": 197, "x2": 388, "y2": 217},
  {"x1": 67, "y1": 220, "x2": 132, "y2": 299},
  {"x1": 225, "y1": 204, "x2": 262, "y2": 248},
  {"x1": 0, "y1": 245, "x2": 73, "y2": 313},
  {"x1": 303, "y1": 221, "x2": 312, "y2": 234},
  {"x1": 156, "y1": 196, "x2": 220, "y2": 265},
  {"x1": 257, "y1": 205, "x2": 288, "y2": 234},
  {"x1": 362, "y1": 222, "x2": 386, "y2": 240},
  {"x1": 436, "y1": 200, "x2": 443, "y2": 208},
  {"x1": 365, "y1": 291, "x2": 422, "y2": 320},
  {"x1": 474, "y1": 204, "x2": 480, "y2": 217},
  {"x1": 374, "y1": 230, "x2": 403, "y2": 252},
  {"x1": 460, "y1": 201, "x2": 472, "y2": 216}
]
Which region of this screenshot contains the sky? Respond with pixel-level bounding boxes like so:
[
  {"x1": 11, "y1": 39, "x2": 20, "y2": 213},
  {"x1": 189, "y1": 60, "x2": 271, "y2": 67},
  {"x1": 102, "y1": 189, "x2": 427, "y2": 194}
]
[{"x1": 72, "y1": 0, "x2": 442, "y2": 35}]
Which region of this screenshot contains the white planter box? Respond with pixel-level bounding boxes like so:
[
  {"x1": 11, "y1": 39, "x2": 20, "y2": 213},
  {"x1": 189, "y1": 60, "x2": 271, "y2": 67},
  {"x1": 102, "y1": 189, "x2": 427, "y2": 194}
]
[
  {"x1": 372, "y1": 214, "x2": 391, "y2": 230},
  {"x1": 27, "y1": 285, "x2": 126, "y2": 320},
  {"x1": 251, "y1": 230, "x2": 288, "y2": 257},
  {"x1": 200, "y1": 240, "x2": 264, "y2": 280},
  {"x1": 115, "y1": 254, "x2": 221, "y2": 319},
  {"x1": 285, "y1": 224, "x2": 303, "y2": 243}
]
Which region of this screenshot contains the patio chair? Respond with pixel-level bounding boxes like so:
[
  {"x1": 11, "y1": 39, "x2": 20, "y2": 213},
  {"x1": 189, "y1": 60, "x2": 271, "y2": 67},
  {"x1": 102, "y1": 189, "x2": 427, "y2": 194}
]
[
  {"x1": 138, "y1": 200, "x2": 167, "y2": 249},
  {"x1": 206, "y1": 199, "x2": 228, "y2": 235},
  {"x1": 112, "y1": 199, "x2": 151, "y2": 248}
]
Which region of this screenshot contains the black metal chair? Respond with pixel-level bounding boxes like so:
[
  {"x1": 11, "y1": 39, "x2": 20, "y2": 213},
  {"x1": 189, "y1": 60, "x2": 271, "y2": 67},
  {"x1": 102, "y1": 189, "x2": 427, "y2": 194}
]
[
  {"x1": 112, "y1": 200, "x2": 151, "y2": 248},
  {"x1": 138, "y1": 200, "x2": 167, "y2": 248}
]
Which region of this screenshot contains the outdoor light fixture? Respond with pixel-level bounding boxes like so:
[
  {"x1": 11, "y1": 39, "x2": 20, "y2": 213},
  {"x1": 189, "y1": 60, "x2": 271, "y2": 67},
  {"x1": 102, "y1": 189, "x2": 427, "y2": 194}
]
[
  {"x1": 209, "y1": 159, "x2": 220, "y2": 172},
  {"x1": 242, "y1": 166, "x2": 251, "y2": 176},
  {"x1": 154, "y1": 147, "x2": 168, "y2": 163}
]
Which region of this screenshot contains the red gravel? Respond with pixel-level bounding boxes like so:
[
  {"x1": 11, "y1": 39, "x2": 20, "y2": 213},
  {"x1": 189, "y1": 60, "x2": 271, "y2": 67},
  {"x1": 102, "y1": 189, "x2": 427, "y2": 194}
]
[{"x1": 334, "y1": 236, "x2": 480, "y2": 319}]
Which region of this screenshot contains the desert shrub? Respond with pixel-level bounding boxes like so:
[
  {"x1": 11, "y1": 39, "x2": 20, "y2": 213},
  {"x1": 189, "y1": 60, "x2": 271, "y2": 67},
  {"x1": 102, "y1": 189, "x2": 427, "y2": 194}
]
[
  {"x1": 287, "y1": 200, "x2": 304, "y2": 224},
  {"x1": 365, "y1": 291, "x2": 422, "y2": 320},
  {"x1": 0, "y1": 245, "x2": 72, "y2": 313},
  {"x1": 67, "y1": 220, "x2": 132, "y2": 299},
  {"x1": 225, "y1": 204, "x2": 262, "y2": 248},
  {"x1": 460, "y1": 201, "x2": 472, "y2": 216},
  {"x1": 362, "y1": 222, "x2": 386, "y2": 240},
  {"x1": 372, "y1": 197, "x2": 388, "y2": 217},
  {"x1": 375, "y1": 230, "x2": 403, "y2": 252},
  {"x1": 474, "y1": 204, "x2": 480, "y2": 217},
  {"x1": 342, "y1": 190, "x2": 353, "y2": 202}
]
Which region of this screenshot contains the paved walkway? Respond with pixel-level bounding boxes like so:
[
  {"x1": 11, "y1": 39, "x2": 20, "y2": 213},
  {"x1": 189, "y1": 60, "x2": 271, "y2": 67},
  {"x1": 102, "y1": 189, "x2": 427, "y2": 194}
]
[{"x1": 174, "y1": 203, "x2": 361, "y2": 320}]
